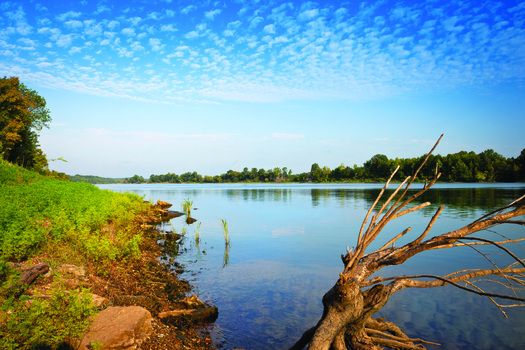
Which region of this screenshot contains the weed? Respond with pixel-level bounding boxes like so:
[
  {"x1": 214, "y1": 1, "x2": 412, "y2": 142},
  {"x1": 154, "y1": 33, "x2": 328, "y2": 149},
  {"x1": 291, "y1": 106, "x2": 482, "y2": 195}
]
[
  {"x1": 0, "y1": 283, "x2": 97, "y2": 349},
  {"x1": 195, "y1": 222, "x2": 202, "y2": 244},
  {"x1": 181, "y1": 198, "x2": 193, "y2": 217},
  {"x1": 220, "y1": 219, "x2": 231, "y2": 247}
]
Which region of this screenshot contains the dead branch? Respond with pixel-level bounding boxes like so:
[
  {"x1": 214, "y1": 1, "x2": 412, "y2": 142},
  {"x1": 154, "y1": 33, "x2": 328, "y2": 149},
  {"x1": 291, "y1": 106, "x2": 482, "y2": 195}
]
[
  {"x1": 386, "y1": 271, "x2": 525, "y2": 301},
  {"x1": 291, "y1": 134, "x2": 525, "y2": 350}
]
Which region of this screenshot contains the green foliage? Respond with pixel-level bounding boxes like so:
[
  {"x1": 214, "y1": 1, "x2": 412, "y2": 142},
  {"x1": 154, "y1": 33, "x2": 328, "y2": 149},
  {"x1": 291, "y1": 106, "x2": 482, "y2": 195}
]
[
  {"x1": 0, "y1": 284, "x2": 97, "y2": 349},
  {"x1": 68, "y1": 174, "x2": 125, "y2": 184},
  {"x1": 0, "y1": 76, "x2": 51, "y2": 171},
  {"x1": 0, "y1": 157, "x2": 149, "y2": 264},
  {"x1": 136, "y1": 148, "x2": 524, "y2": 184},
  {"x1": 126, "y1": 174, "x2": 146, "y2": 184}
]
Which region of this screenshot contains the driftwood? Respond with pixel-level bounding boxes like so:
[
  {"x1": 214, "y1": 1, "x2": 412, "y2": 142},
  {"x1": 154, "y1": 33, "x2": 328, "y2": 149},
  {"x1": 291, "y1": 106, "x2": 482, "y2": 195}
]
[
  {"x1": 290, "y1": 134, "x2": 525, "y2": 350},
  {"x1": 158, "y1": 307, "x2": 219, "y2": 324},
  {"x1": 5, "y1": 262, "x2": 49, "y2": 298}
]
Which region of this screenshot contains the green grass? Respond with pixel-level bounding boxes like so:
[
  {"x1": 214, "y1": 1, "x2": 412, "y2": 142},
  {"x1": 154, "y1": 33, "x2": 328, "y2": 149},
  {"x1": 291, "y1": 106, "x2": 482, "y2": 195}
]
[
  {"x1": 0, "y1": 158, "x2": 149, "y2": 265},
  {"x1": 0, "y1": 158, "x2": 151, "y2": 348}
]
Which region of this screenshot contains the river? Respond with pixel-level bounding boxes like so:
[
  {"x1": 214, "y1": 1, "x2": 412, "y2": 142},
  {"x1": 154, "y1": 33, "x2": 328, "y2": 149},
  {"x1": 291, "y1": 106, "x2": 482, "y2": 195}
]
[{"x1": 98, "y1": 183, "x2": 525, "y2": 350}]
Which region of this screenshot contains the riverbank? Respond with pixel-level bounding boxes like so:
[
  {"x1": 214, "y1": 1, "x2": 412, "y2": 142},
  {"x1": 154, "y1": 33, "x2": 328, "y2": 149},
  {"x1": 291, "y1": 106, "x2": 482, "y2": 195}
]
[{"x1": 0, "y1": 159, "x2": 218, "y2": 349}]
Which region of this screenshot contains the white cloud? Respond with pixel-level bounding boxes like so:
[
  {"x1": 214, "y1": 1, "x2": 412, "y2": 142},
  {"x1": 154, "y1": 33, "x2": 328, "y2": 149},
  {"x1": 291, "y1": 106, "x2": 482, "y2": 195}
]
[
  {"x1": 205, "y1": 9, "x2": 222, "y2": 20},
  {"x1": 95, "y1": 4, "x2": 110, "y2": 15},
  {"x1": 149, "y1": 38, "x2": 164, "y2": 51},
  {"x1": 56, "y1": 11, "x2": 82, "y2": 22},
  {"x1": 442, "y1": 16, "x2": 465, "y2": 32},
  {"x1": 69, "y1": 46, "x2": 82, "y2": 54},
  {"x1": 298, "y1": 8, "x2": 319, "y2": 22},
  {"x1": 263, "y1": 24, "x2": 276, "y2": 34},
  {"x1": 181, "y1": 5, "x2": 196, "y2": 15},
  {"x1": 185, "y1": 31, "x2": 199, "y2": 39},
  {"x1": 107, "y1": 20, "x2": 120, "y2": 30},
  {"x1": 250, "y1": 16, "x2": 264, "y2": 29},
  {"x1": 65, "y1": 20, "x2": 83, "y2": 30},
  {"x1": 161, "y1": 24, "x2": 177, "y2": 32},
  {"x1": 147, "y1": 12, "x2": 160, "y2": 20},
  {"x1": 127, "y1": 17, "x2": 142, "y2": 26},
  {"x1": 122, "y1": 28, "x2": 135, "y2": 36}
]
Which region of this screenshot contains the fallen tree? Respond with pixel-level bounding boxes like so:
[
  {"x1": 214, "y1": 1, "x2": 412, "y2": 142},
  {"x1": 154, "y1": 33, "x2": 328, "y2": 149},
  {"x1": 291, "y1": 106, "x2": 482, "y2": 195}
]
[{"x1": 290, "y1": 134, "x2": 525, "y2": 350}]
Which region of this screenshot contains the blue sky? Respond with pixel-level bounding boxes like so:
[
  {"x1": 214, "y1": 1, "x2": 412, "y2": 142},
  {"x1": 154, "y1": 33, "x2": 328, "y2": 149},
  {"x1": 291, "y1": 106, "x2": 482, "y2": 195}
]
[{"x1": 1, "y1": 0, "x2": 524, "y2": 177}]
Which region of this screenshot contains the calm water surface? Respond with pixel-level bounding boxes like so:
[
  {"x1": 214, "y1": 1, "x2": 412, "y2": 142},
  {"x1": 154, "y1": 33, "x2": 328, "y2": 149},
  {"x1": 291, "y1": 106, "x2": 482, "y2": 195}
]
[{"x1": 98, "y1": 183, "x2": 525, "y2": 350}]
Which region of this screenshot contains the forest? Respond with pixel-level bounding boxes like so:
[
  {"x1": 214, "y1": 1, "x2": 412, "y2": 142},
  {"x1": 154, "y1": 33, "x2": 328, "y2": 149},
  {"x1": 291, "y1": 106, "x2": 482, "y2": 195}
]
[{"x1": 131, "y1": 149, "x2": 525, "y2": 184}]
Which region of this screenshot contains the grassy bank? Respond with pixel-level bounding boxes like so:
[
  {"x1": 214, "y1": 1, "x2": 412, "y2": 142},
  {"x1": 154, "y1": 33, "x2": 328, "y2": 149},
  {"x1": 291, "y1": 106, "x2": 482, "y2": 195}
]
[{"x1": 0, "y1": 159, "x2": 214, "y2": 349}]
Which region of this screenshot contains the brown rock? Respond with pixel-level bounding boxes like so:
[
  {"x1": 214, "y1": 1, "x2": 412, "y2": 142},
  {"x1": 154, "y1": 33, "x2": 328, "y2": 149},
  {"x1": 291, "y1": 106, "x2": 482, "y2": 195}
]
[
  {"x1": 156, "y1": 200, "x2": 172, "y2": 209},
  {"x1": 78, "y1": 306, "x2": 152, "y2": 350}
]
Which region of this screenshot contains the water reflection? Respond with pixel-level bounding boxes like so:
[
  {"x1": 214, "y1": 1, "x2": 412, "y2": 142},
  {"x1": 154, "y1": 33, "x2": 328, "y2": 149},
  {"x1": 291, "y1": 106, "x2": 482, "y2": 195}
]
[
  {"x1": 216, "y1": 184, "x2": 525, "y2": 219},
  {"x1": 97, "y1": 183, "x2": 525, "y2": 350},
  {"x1": 223, "y1": 244, "x2": 230, "y2": 268}
]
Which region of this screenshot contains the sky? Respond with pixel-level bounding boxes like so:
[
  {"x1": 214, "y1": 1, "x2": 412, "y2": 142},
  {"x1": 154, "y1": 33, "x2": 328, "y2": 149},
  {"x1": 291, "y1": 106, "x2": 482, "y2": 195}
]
[{"x1": 1, "y1": 0, "x2": 524, "y2": 178}]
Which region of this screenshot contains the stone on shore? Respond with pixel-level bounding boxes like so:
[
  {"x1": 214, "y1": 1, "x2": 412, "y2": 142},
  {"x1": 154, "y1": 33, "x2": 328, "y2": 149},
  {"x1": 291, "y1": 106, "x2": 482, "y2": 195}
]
[{"x1": 78, "y1": 306, "x2": 152, "y2": 350}]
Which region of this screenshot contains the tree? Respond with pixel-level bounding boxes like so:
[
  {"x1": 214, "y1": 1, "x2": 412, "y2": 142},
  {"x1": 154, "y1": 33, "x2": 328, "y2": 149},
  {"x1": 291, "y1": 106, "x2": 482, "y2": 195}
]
[
  {"x1": 290, "y1": 135, "x2": 525, "y2": 350},
  {"x1": 0, "y1": 77, "x2": 51, "y2": 169}
]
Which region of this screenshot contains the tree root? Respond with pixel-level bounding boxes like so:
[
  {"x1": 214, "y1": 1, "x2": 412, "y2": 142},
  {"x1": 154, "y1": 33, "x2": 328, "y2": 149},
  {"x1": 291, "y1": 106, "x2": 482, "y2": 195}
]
[
  {"x1": 363, "y1": 317, "x2": 440, "y2": 349},
  {"x1": 288, "y1": 326, "x2": 316, "y2": 350}
]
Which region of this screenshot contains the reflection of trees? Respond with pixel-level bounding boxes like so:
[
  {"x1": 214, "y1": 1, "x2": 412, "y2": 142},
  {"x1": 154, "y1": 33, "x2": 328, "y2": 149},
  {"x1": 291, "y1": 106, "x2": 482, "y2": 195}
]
[
  {"x1": 363, "y1": 187, "x2": 525, "y2": 218},
  {"x1": 224, "y1": 186, "x2": 525, "y2": 217},
  {"x1": 225, "y1": 189, "x2": 293, "y2": 202}
]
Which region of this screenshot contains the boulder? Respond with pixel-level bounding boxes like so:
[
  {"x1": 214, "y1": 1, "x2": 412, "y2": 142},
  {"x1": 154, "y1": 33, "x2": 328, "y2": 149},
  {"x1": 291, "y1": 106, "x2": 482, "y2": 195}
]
[{"x1": 78, "y1": 306, "x2": 152, "y2": 350}]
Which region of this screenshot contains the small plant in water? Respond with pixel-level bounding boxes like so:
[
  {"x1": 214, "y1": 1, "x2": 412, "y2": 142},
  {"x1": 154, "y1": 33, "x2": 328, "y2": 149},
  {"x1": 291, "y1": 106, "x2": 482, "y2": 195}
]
[
  {"x1": 195, "y1": 222, "x2": 201, "y2": 244},
  {"x1": 181, "y1": 198, "x2": 193, "y2": 217},
  {"x1": 220, "y1": 219, "x2": 231, "y2": 247},
  {"x1": 223, "y1": 244, "x2": 230, "y2": 268}
]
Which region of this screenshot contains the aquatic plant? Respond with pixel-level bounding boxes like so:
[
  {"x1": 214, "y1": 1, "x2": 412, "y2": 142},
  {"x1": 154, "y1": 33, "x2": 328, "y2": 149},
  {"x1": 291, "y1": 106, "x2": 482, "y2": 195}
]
[
  {"x1": 223, "y1": 244, "x2": 230, "y2": 268},
  {"x1": 220, "y1": 219, "x2": 231, "y2": 247},
  {"x1": 181, "y1": 198, "x2": 193, "y2": 217},
  {"x1": 195, "y1": 222, "x2": 201, "y2": 244}
]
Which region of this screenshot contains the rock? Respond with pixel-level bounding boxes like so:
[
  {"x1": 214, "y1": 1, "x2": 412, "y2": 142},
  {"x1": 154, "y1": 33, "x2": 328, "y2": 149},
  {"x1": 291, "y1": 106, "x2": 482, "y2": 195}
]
[
  {"x1": 78, "y1": 306, "x2": 152, "y2": 350},
  {"x1": 156, "y1": 200, "x2": 172, "y2": 209},
  {"x1": 56, "y1": 264, "x2": 86, "y2": 277},
  {"x1": 91, "y1": 294, "x2": 110, "y2": 308},
  {"x1": 159, "y1": 210, "x2": 182, "y2": 221}
]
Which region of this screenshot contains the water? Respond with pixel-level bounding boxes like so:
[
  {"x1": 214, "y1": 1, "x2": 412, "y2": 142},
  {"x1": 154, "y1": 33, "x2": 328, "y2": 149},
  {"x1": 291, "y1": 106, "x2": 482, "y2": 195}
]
[{"x1": 98, "y1": 183, "x2": 525, "y2": 350}]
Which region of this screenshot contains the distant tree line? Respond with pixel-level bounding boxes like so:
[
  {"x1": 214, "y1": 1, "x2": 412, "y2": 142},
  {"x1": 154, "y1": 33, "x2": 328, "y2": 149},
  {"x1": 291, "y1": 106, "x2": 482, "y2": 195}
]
[
  {"x1": 124, "y1": 149, "x2": 525, "y2": 184},
  {"x1": 68, "y1": 174, "x2": 126, "y2": 184}
]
